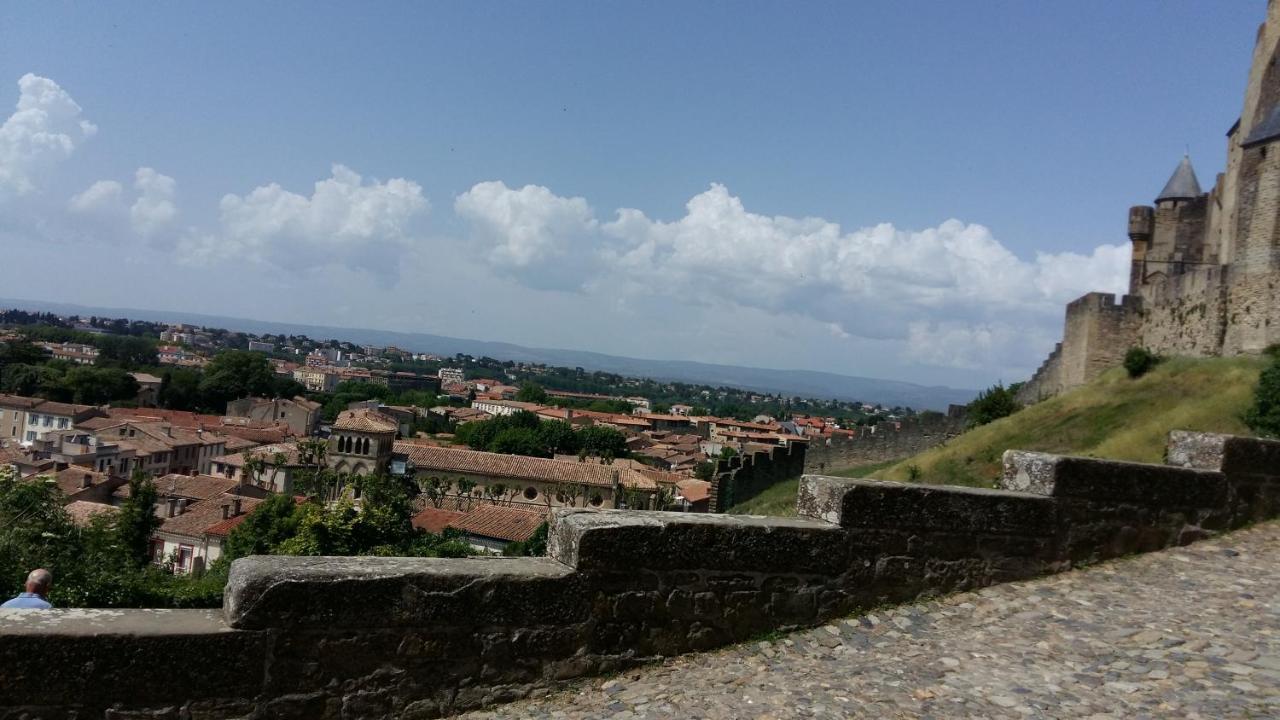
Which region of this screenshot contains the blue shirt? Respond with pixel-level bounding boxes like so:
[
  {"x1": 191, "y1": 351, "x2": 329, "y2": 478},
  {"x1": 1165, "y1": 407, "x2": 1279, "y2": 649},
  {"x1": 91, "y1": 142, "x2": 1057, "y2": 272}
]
[{"x1": 1, "y1": 593, "x2": 52, "y2": 609}]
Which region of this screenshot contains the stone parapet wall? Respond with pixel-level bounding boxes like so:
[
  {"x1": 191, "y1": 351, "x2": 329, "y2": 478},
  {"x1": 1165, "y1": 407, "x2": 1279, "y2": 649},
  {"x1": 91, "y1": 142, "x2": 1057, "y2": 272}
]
[
  {"x1": 4, "y1": 430, "x2": 1280, "y2": 719},
  {"x1": 802, "y1": 416, "x2": 966, "y2": 476}
]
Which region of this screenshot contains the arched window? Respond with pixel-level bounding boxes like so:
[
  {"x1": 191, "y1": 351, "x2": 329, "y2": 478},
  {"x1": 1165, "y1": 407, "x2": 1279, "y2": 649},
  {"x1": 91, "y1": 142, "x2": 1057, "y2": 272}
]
[{"x1": 362, "y1": 437, "x2": 371, "y2": 455}]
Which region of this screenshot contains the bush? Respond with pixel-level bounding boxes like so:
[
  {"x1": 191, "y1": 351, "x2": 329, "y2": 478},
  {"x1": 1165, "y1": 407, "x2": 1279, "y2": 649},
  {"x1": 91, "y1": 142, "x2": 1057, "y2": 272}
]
[
  {"x1": 1124, "y1": 347, "x2": 1161, "y2": 379},
  {"x1": 967, "y1": 383, "x2": 1020, "y2": 427},
  {"x1": 1245, "y1": 354, "x2": 1280, "y2": 438}
]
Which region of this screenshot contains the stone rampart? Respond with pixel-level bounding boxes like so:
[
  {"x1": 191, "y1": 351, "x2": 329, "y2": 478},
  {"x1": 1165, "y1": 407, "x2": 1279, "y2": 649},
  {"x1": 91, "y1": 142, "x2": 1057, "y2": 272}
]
[
  {"x1": 1137, "y1": 264, "x2": 1231, "y2": 356},
  {"x1": 802, "y1": 416, "x2": 966, "y2": 475},
  {"x1": 4, "y1": 430, "x2": 1280, "y2": 719},
  {"x1": 708, "y1": 442, "x2": 806, "y2": 512},
  {"x1": 1018, "y1": 292, "x2": 1142, "y2": 405}
]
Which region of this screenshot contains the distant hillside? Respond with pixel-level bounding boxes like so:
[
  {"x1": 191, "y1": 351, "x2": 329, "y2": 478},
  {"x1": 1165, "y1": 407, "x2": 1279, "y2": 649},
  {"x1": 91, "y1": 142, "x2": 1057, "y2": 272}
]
[
  {"x1": 0, "y1": 297, "x2": 976, "y2": 411},
  {"x1": 872, "y1": 355, "x2": 1268, "y2": 487}
]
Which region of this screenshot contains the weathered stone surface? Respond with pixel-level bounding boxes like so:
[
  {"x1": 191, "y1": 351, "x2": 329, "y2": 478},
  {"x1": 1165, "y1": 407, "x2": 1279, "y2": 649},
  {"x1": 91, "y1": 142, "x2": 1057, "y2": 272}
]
[
  {"x1": 1002, "y1": 450, "x2": 1227, "y2": 506},
  {"x1": 225, "y1": 555, "x2": 583, "y2": 629},
  {"x1": 800, "y1": 475, "x2": 1057, "y2": 536},
  {"x1": 0, "y1": 610, "x2": 266, "y2": 709},
  {"x1": 549, "y1": 508, "x2": 847, "y2": 574},
  {"x1": 462, "y1": 521, "x2": 1280, "y2": 720}
]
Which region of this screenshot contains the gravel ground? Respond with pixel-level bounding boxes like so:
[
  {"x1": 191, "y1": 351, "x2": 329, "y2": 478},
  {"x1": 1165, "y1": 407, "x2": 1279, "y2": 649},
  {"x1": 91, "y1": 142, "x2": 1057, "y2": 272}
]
[{"x1": 460, "y1": 521, "x2": 1280, "y2": 719}]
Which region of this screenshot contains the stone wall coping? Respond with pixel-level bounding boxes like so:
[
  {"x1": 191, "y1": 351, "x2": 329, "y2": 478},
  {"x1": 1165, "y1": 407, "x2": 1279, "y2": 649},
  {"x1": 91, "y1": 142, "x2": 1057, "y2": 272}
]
[
  {"x1": 225, "y1": 555, "x2": 577, "y2": 629},
  {"x1": 548, "y1": 507, "x2": 845, "y2": 573},
  {"x1": 1001, "y1": 449, "x2": 1226, "y2": 501},
  {"x1": 796, "y1": 474, "x2": 1054, "y2": 529},
  {"x1": 0, "y1": 608, "x2": 231, "y2": 636}
]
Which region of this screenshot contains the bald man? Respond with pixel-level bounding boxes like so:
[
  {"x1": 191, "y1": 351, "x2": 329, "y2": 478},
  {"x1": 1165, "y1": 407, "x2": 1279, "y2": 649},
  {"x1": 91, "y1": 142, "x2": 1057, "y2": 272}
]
[{"x1": 1, "y1": 569, "x2": 53, "y2": 609}]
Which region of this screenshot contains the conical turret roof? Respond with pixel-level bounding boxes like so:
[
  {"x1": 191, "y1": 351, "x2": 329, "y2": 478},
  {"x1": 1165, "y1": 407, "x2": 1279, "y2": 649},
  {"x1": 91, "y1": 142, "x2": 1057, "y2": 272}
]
[{"x1": 1156, "y1": 155, "x2": 1203, "y2": 202}]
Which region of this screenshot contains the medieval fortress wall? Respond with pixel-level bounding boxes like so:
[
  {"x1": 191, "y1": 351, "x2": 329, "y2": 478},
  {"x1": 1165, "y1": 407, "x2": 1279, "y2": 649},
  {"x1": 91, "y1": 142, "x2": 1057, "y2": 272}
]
[
  {"x1": 5, "y1": 430, "x2": 1280, "y2": 718},
  {"x1": 1019, "y1": 1, "x2": 1280, "y2": 404}
]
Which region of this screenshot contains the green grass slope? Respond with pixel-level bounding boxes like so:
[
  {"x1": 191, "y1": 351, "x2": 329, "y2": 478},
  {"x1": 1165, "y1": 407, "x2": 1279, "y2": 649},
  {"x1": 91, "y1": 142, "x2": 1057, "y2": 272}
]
[
  {"x1": 877, "y1": 355, "x2": 1267, "y2": 487},
  {"x1": 728, "y1": 355, "x2": 1267, "y2": 514}
]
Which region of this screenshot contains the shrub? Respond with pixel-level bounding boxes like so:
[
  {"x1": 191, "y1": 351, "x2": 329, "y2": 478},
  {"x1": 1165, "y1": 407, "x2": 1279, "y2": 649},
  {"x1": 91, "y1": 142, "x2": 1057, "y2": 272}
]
[
  {"x1": 967, "y1": 383, "x2": 1020, "y2": 427},
  {"x1": 1245, "y1": 354, "x2": 1280, "y2": 438},
  {"x1": 1124, "y1": 347, "x2": 1161, "y2": 379}
]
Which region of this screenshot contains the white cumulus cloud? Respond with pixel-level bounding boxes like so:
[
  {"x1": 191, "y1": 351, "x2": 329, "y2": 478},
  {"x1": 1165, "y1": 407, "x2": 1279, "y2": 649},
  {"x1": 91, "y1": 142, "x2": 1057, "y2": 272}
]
[
  {"x1": 69, "y1": 167, "x2": 179, "y2": 239},
  {"x1": 454, "y1": 181, "x2": 600, "y2": 290},
  {"x1": 456, "y1": 180, "x2": 1130, "y2": 370},
  {"x1": 180, "y1": 164, "x2": 429, "y2": 279},
  {"x1": 69, "y1": 179, "x2": 123, "y2": 213},
  {"x1": 129, "y1": 167, "x2": 178, "y2": 236},
  {"x1": 0, "y1": 74, "x2": 97, "y2": 196}
]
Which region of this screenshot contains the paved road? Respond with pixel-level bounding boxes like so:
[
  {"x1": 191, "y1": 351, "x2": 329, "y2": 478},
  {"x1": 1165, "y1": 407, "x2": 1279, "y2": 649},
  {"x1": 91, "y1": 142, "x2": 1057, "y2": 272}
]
[{"x1": 461, "y1": 521, "x2": 1280, "y2": 719}]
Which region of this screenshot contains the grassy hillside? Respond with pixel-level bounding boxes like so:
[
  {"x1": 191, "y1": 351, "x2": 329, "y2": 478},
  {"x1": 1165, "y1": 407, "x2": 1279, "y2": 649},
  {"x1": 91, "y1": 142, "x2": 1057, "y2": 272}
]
[
  {"x1": 728, "y1": 355, "x2": 1267, "y2": 515},
  {"x1": 877, "y1": 355, "x2": 1267, "y2": 487}
]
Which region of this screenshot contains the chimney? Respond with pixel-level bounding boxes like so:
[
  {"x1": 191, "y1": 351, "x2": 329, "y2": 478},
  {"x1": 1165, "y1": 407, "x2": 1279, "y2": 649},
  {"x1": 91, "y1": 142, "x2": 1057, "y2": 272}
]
[
  {"x1": 221, "y1": 503, "x2": 230, "y2": 520},
  {"x1": 81, "y1": 473, "x2": 92, "y2": 489},
  {"x1": 166, "y1": 497, "x2": 178, "y2": 518},
  {"x1": 233, "y1": 498, "x2": 242, "y2": 516}
]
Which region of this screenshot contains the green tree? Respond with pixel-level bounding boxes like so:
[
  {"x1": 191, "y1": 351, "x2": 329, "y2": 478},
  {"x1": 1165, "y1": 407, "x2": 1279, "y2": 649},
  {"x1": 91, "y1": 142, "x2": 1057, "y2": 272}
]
[
  {"x1": 222, "y1": 493, "x2": 301, "y2": 560},
  {"x1": 578, "y1": 425, "x2": 629, "y2": 459},
  {"x1": 536, "y1": 420, "x2": 579, "y2": 456},
  {"x1": 199, "y1": 350, "x2": 277, "y2": 409},
  {"x1": 490, "y1": 427, "x2": 549, "y2": 457},
  {"x1": 158, "y1": 367, "x2": 203, "y2": 411},
  {"x1": 115, "y1": 469, "x2": 162, "y2": 568},
  {"x1": 967, "y1": 383, "x2": 1021, "y2": 427},
  {"x1": 1245, "y1": 352, "x2": 1280, "y2": 438},
  {"x1": 694, "y1": 460, "x2": 716, "y2": 481},
  {"x1": 515, "y1": 382, "x2": 549, "y2": 404}
]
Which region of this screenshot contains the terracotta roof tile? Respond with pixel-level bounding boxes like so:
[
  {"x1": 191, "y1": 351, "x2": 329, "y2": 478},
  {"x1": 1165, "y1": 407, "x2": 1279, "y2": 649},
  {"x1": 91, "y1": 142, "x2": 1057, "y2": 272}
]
[
  {"x1": 50, "y1": 467, "x2": 112, "y2": 497},
  {"x1": 155, "y1": 473, "x2": 239, "y2": 501},
  {"x1": 394, "y1": 442, "x2": 656, "y2": 491},
  {"x1": 448, "y1": 504, "x2": 547, "y2": 543},
  {"x1": 333, "y1": 408, "x2": 398, "y2": 433},
  {"x1": 64, "y1": 500, "x2": 119, "y2": 527},
  {"x1": 675, "y1": 479, "x2": 712, "y2": 503},
  {"x1": 411, "y1": 507, "x2": 466, "y2": 534},
  {"x1": 159, "y1": 494, "x2": 262, "y2": 539}
]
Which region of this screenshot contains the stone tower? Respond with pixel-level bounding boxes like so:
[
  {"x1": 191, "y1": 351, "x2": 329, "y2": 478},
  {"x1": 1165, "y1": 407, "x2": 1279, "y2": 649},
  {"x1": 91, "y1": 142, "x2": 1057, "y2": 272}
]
[{"x1": 1020, "y1": 1, "x2": 1280, "y2": 404}]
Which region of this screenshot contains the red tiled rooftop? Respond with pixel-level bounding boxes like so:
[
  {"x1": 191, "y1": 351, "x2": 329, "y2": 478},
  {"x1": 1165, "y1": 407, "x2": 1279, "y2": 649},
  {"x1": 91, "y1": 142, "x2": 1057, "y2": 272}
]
[{"x1": 448, "y1": 504, "x2": 547, "y2": 543}]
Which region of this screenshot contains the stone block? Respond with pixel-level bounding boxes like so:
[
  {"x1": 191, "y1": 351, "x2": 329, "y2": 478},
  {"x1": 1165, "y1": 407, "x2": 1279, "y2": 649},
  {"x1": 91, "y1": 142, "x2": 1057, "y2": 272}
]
[
  {"x1": 0, "y1": 610, "x2": 266, "y2": 708},
  {"x1": 548, "y1": 508, "x2": 848, "y2": 575},
  {"x1": 1002, "y1": 450, "x2": 1227, "y2": 507},
  {"x1": 799, "y1": 475, "x2": 1056, "y2": 537},
  {"x1": 1167, "y1": 430, "x2": 1280, "y2": 477},
  {"x1": 224, "y1": 555, "x2": 584, "y2": 629}
]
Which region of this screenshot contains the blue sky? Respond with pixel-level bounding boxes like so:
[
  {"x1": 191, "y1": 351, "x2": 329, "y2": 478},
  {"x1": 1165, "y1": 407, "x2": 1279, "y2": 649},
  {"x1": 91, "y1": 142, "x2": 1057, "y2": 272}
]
[{"x1": 0, "y1": 2, "x2": 1264, "y2": 388}]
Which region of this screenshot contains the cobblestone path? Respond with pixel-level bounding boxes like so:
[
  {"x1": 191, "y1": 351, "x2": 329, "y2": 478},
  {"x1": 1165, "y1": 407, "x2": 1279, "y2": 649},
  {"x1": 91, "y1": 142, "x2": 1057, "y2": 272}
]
[{"x1": 461, "y1": 521, "x2": 1280, "y2": 719}]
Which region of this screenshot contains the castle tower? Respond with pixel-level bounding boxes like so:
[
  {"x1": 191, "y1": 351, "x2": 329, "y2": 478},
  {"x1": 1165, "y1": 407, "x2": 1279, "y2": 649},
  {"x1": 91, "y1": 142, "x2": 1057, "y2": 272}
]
[
  {"x1": 1143, "y1": 155, "x2": 1208, "y2": 286},
  {"x1": 1127, "y1": 205, "x2": 1153, "y2": 294}
]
